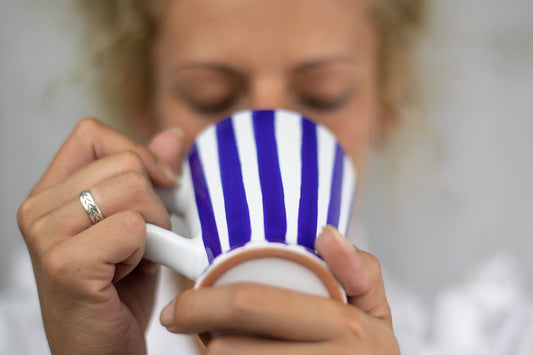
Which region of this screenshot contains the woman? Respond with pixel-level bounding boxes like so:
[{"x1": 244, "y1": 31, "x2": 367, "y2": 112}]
[{"x1": 17, "y1": 0, "x2": 425, "y2": 353}]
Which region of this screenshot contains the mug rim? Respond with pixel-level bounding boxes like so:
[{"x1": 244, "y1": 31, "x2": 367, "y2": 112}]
[
  {"x1": 194, "y1": 242, "x2": 346, "y2": 346},
  {"x1": 195, "y1": 242, "x2": 345, "y2": 302}
]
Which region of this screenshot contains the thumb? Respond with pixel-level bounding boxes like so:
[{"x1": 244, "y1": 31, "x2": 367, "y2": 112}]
[
  {"x1": 148, "y1": 127, "x2": 186, "y2": 181},
  {"x1": 315, "y1": 226, "x2": 393, "y2": 327}
]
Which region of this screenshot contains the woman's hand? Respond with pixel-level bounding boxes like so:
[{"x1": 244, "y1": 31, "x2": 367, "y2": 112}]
[
  {"x1": 160, "y1": 226, "x2": 400, "y2": 354},
  {"x1": 17, "y1": 118, "x2": 184, "y2": 355}
]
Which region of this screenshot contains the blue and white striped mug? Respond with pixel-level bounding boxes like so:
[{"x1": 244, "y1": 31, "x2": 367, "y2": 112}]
[{"x1": 145, "y1": 109, "x2": 356, "y2": 301}]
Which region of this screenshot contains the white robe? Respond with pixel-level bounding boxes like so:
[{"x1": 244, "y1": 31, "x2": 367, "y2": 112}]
[{"x1": 2, "y1": 247, "x2": 533, "y2": 354}]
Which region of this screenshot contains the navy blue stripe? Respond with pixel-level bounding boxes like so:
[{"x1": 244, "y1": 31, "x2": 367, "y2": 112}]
[
  {"x1": 216, "y1": 119, "x2": 252, "y2": 249},
  {"x1": 189, "y1": 145, "x2": 222, "y2": 262},
  {"x1": 326, "y1": 144, "x2": 344, "y2": 228},
  {"x1": 253, "y1": 111, "x2": 287, "y2": 242},
  {"x1": 297, "y1": 119, "x2": 319, "y2": 250}
]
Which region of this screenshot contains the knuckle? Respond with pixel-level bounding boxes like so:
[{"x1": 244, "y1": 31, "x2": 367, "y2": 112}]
[
  {"x1": 73, "y1": 117, "x2": 101, "y2": 136},
  {"x1": 117, "y1": 150, "x2": 144, "y2": 173},
  {"x1": 338, "y1": 307, "x2": 367, "y2": 341},
  {"x1": 119, "y1": 169, "x2": 151, "y2": 193},
  {"x1": 41, "y1": 246, "x2": 69, "y2": 284},
  {"x1": 118, "y1": 210, "x2": 146, "y2": 238},
  {"x1": 17, "y1": 197, "x2": 37, "y2": 235},
  {"x1": 25, "y1": 215, "x2": 50, "y2": 247},
  {"x1": 226, "y1": 284, "x2": 266, "y2": 321}
]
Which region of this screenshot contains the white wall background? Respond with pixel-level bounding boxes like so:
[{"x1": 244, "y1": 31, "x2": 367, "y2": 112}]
[
  {"x1": 1, "y1": 0, "x2": 532, "y2": 352},
  {"x1": 362, "y1": 0, "x2": 533, "y2": 301},
  {"x1": 0, "y1": 1, "x2": 94, "y2": 285}
]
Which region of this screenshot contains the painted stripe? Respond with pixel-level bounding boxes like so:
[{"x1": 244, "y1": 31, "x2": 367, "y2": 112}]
[
  {"x1": 233, "y1": 112, "x2": 265, "y2": 243},
  {"x1": 275, "y1": 111, "x2": 302, "y2": 245},
  {"x1": 338, "y1": 156, "x2": 356, "y2": 236},
  {"x1": 297, "y1": 119, "x2": 319, "y2": 250},
  {"x1": 326, "y1": 143, "x2": 344, "y2": 228},
  {"x1": 197, "y1": 127, "x2": 230, "y2": 253},
  {"x1": 180, "y1": 164, "x2": 209, "y2": 270},
  {"x1": 253, "y1": 110, "x2": 287, "y2": 242},
  {"x1": 181, "y1": 163, "x2": 202, "y2": 239},
  {"x1": 316, "y1": 127, "x2": 336, "y2": 234},
  {"x1": 216, "y1": 118, "x2": 252, "y2": 249},
  {"x1": 188, "y1": 145, "x2": 221, "y2": 262}
]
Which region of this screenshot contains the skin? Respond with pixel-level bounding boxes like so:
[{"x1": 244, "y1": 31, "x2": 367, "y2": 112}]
[
  {"x1": 17, "y1": 0, "x2": 400, "y2": 354},
  {"x1": 152, "y1": 0, "x2": 382, "y2": 173}
]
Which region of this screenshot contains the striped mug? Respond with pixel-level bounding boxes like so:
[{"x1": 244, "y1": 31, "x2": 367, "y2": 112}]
[{"x1": 145, "y1": 109, "x2": 356, "y2": 301}]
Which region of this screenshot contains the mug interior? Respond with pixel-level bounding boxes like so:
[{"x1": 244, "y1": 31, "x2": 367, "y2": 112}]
[
  {"x1": 194, "y1": 242, "x2": 346, "y2": 345},
  {"x1": 196, "y1": 243, "x2": 345, "y2": 300}
]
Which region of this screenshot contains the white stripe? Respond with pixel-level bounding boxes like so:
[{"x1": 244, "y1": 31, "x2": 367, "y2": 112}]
[
  {"x1": 275, "y1": 111, "x2": 302, "y2": 244},
  {"x1": 196, "y1": 126, "x2": 230, "y2": 252},
  {"x1": 337, "y1": 156, "x2": 356, "y2": 236},
  {"x1": 180, "y1": 164, "x2": 209, "y2": 269},
  {"x1": 232, "y1": 112, "x2": 265, "y2": 243},
  {"x1": 181, "y1": 164, "x2": 202, "y2": 239},
  {"x1": 316, "y1": 126, "x2": 336, "y2": 235}
]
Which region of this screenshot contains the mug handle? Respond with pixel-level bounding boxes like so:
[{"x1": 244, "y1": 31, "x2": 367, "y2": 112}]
[{"x1": 144, "y1": 187, "x2": 208, "y2": 280}]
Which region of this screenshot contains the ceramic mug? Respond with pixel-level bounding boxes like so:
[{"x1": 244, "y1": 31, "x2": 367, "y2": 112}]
[{"x1": 144, "y1": 109, "x2": 356, "y2": 301}]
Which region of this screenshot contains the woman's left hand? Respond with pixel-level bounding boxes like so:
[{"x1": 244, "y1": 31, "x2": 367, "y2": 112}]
[{"x1": 159, "y1": 226, "x2": 400, "y2": 354}]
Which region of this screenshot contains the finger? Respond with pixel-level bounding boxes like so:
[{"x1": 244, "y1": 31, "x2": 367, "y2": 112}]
[
  {"x1": 20, "y1": 150, "x2": 151, "y2": 228},
  {"x1": 315, "y1": 226, "x2": 392, "y2": 325},
  {"x1": 148, "y1": 128, "x2": 186, "y2": 175},
  {"x1": 160, "y1": 283, "x2": 357, "y2": 342},
  {"x1": 25, "y1": 169, "x2": 170, "y2": 256},
  {"x1": 205, "y1": 334, "x2": 334, "y2": 355},
  {"x1": 32, "y1": 118, "x2": 179, "y2": 195},
  {"x1": 42, "y1": 210, "x2": 147, "y2": 296}
]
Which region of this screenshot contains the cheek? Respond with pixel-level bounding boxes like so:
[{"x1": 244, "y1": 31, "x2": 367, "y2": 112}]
[{"x1": 324, "y1": 90, "x2": 381, "y2": 176}]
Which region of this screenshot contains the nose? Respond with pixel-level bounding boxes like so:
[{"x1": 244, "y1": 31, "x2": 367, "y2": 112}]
[{"x1": 247, "y1": 78, "x2": 289, "y2": 111}]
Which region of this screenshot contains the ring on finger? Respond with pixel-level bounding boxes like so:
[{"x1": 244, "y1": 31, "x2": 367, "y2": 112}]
[{"x1": 79, "y1": 189, "x2": 104, "y2": 224}]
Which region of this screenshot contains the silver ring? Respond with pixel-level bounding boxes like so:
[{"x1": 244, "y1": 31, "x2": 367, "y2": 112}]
[{"x1": 79, "y1": 189, "x2": 104, "y2": 224}]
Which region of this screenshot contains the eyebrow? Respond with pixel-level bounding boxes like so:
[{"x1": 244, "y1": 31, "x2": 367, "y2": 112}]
[
  {"x1": 173, "y1": 63, "x2": 242, "y2": 76},
  {"x1": 172, "y1": 55, "x2": 356, "y2": 76},
  {"x1": 291, "y1": 56, "x2": 357, "y2": 73}
]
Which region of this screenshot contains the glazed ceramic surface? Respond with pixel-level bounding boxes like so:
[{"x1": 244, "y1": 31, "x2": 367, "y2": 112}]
[{"x1": 144, "y1": 109, "x2": 356, "y2": 298}]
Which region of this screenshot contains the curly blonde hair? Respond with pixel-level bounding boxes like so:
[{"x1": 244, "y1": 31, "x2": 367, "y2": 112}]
[{"x1": 75, "y1": 0, "x2": 426, "y2": 135}]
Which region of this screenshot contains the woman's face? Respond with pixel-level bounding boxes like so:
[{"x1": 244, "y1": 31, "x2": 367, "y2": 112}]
[{"x1": 152, "y1": 0, "x2": 382, "y2": 174}]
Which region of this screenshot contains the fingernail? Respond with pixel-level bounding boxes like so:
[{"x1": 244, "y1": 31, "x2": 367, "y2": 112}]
[
  {"x1": 322, "y1": 225, "x2": 353, "y2": 250},
  {"x1": 160, "y1": 160, "x2": 181, "y2": 186},
  {"x1": 160, "y1": 299, "x2": 176, "y2": 327},
  {"x1": 168, "y1": 126, "x2": 185, "y2": 140}
]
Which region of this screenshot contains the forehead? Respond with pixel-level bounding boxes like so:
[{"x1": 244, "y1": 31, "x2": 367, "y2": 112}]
[{"x1": 156, "y1": 0, "x2": 377, "y2": 68}]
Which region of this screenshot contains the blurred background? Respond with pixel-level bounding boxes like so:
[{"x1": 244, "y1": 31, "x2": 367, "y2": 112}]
[{"x1": 1, "y1": 0, "x2": 532, "y2": 353}]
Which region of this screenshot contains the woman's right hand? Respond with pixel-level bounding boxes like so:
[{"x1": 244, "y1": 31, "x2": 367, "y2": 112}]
[{"x1": 17, "y1": 118, "x2": 184, "y2": 355}]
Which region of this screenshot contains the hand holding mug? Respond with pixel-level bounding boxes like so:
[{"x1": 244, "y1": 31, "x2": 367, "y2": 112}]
[
  {"x1": 17, "y1": 119, "x2": 184, "y2": 355},
  {"x1": 159, "y1": 223, "x2": 399, "y2": 354}
]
